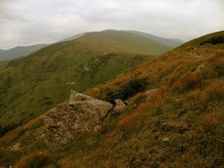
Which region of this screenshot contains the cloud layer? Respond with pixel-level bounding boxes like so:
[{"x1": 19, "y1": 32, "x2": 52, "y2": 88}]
[{"x1": 0, "y1": 0, "x2": 223, "y2": 49}]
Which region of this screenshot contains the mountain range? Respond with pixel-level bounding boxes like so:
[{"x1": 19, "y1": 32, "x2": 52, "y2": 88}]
[
  {"x1": 0, "y1": 30, "x2": 183, "y2": 61},
  {"x1": 0, "y1": 30, "x2": 223, "y2": 168},
  {"x1": 0, "y1": 44, "x2": 48, "y2": 61},
  {"x1": 0, "y1": 30, "x2": 183, "y2": 126}
]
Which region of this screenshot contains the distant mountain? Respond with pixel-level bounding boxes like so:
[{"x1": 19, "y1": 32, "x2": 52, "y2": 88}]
[
  {"x1": 127, "y1": 30, "x2": 184, "y2": 47},
  {"x1": 0, "y1": 44, "x2": 48, "y2": 61},
  {"x1": 65, "y1": 30, "x2": 183, "y2": 48},
  {"x1": 62, "y1": 32, "x2": 86, "y2": 42},
  {"x1": 0, "y1": 30, "x2": 181, "y2": 62},
  {"x1": 64, "y1": 30, "x2": 173, "y2": 55}
]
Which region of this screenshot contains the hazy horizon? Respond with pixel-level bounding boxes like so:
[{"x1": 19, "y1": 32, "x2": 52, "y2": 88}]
[{"x1": 0, "y1": 0, "x2": 223, "y2": 49}]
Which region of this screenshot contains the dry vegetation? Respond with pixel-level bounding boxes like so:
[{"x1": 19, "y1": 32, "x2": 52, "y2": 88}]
[
  {"x1": 15, "y1": 151, "x2": 60, "y2": 168},
  {"x1": 0, "y1": 31, "x2": 224, "y2": 167}
]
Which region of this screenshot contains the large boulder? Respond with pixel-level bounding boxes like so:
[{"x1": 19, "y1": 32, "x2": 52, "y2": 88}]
[{"x1": 44, "y1": 91, "x2": 113, "y2": 144}]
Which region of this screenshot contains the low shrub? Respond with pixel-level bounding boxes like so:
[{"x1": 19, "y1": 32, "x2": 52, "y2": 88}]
[
  {"x1": 0, "y1": 122, "x2": 23, "y2": 137},
  {"x1": 15, "y1": 151, "x2": 59, "y2": 168},
  {"x1": 104, "y1": 77, "x2": 148, "y2": 103},
  {"x1": 200, "y1": 79, "x2": 224, "y2": 103},
  {"x1": 200, "y1": 36, "x2": 224, "y2": 45},
  {"x1": 60, "y1": 160, "x2": 74, "y2": 168},
  {"x1": 127, "y1": 92, "x2": 147, "y2": 106},
  {"x1": 196, "y1": 111, "x2": 224, "y2": 162},
  {"x1": 212, "y1": 56, "x2": 224, "y2": 77},
  {"x1": 202, "y1": 54, "x2": 224, "y2": 78},
  {"x1": 0, "y1": 148, "x2": 21, "y2": 167},
  {"x1": 117, "y1": 111, "x2": 140, "y2": 128},
  {"x1": 172, "y1": 72, "x2": 201, "y2": 93},
  {"x1": 200, "y1": 112, "x2": 224, "y2": 134},
  {"x1": 0, "y1": 75, "x2": 13, "y2": 94}
]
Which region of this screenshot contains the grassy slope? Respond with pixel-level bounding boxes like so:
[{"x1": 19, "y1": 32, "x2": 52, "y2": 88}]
[
  {"x1": 0, "y1": 29, "x2": 174, "y2": 125},
  {"x1": 127, "y1": 30, "x2": 184, "y2": 48},
  {"x1": 82, "y1": 32, "x2": 224, "y2": 167},
  {"x1": 1, "y1": 31, "x2": 223, "y2": 167},
  {"x1": 75, "y1": 30, "x2": 172, "y2": 55},
  {"x1": 0, "y1": 52, "x2": 148, "y2": 125},
  {"x1": 0, "y1": 61, "x2": 7, "y2": 71},
  {"x1": 174, "y1": 30, "x2": 224, "y2": 50}
]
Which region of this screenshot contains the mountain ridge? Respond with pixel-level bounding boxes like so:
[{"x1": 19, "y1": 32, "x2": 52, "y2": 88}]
[
  {"x1": 0, "y1": 29, "x2": 174, "y2": 126},
  {"x1": 0, "y1": 44, "x2": 48, "y2": 61},
  {"x1": 0, "y1": 30, "x2": 183, "y2": 61},
  {"x1": 126, "y1": 30, "x2": 183, "y2": 47}
]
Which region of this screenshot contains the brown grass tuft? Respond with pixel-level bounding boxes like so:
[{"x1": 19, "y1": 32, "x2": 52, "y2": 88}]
[
  {"x1": 200, "y1": 79, "x2": 224, "y2": 103},
  {"x1": 15, "y1": 151, "x2": 56, "y2": 168},
  {"x1": 172, "y1": 72, "x2": 201, "y2": 93},
  {"x1": 117, "y1": 111, "x2": 141, "y2": 128}
]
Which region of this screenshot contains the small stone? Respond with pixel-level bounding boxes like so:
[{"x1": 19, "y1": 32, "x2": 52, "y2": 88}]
[
  {"x1": 113, "y1": 99, "x2": 126, "y2": 113},
  {"x1": 9, "y1": 143, "x2": 21, "y2": 151},
  {"x1": 162, "y1": 137, "x2": 170, "y2": 142}
]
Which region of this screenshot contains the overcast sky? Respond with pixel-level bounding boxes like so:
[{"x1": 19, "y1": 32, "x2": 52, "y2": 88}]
[{"x1": 0, "y1": 0, "x2": 223, "y2": 49}]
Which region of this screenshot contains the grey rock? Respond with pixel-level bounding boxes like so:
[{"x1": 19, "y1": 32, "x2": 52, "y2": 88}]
[
  {"x1": 162, "y1": 137, "x2": 170, "y2": 142},
  {"x1": 44, "y1": 91, "x2": 113, "y2": 144}
]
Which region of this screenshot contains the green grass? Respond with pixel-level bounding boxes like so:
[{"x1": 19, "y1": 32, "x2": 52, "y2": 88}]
[
  {"x1": 0, "y1": 53, "x2": 148, "y2": 125},
  {"x1": 174, "y1": 30, "x2": 224, "y2": 51},
  {"x1": 2, "y1": 31, "x2": 223, "y2": 168},
  {"x1": 0, "y1": 30, "x2": 175, "y2": 125},
  {"x1": 76, "y1": 30, "x2": 172, "y2": 55},
  {"x1": 0, "y1": 61, "x2": 7, "y2": 71}
]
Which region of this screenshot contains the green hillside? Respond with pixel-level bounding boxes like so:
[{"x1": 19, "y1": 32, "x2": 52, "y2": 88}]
[
  {"x1": 73, "y1": 30, "x2": 172, "y2": 55},
  {"x1": 0, "y1": 53, "x2": 148, "y2": 124},
  {"x1": 0, "y1": 30, "x2": 174, "y2": 61},
  {"x1": 0, "y1": 31, "x2": 223, "y2": 168},
  {"x1": 174, "y1": 30, "x2": 224, "y2": 51},
  {"x1": 0, "y1": 29, "x2": 176, "y2": 126},
  {"x1": 127, "y1": 30, "x2": 183, "y2": 47},
  {"x1": 0, "y1": 61, "x2": 7, "y2": 71},
  {"x1": 0, "y1": 44, "x2": 47, "y2": 61}
]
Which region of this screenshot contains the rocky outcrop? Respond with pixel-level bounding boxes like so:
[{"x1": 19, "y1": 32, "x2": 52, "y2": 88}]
[{"x1": 44, "y1": 91, "x2": 113, "y2": 144}]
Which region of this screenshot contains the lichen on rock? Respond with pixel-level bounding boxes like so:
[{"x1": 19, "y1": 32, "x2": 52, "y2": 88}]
[{"x1": 44, "y1": 91, "x2": 113, "y2": 144}]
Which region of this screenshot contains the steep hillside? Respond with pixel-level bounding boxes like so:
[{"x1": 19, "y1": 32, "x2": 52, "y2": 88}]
[
  {"x1": 127, "y1": 30, "x2": 183, "y2": 47},
  {"x1": 174, "y1": 31, "x2": 224, "y2": 51},
  {"x1": 62, "y1": 32, "x2": 86, "y2": 42},
  {"x1": 0, "y1": 44, "x2": 48, "y2": 61},
  {"x1": 0, "y1": 31, "x2": 223, "y2": 168},
  {"x1": 0, "y1": 52, "x2": 148, "y2": 126},
  {"x1": 0, "y1": 29, "x2": 176, "y2": 62},
  {"x1": 0, "y1": 61, "x2": 7, "y2": 72},
  {"x1": 0, "y1": 29, "x2": 174, "y2": 126},
  {"x1": 73, "y1": 30, "x2": 172, "y2": 55},
  {"x1": 65, "y1": 30, "x2": 183, "y2": 51}
]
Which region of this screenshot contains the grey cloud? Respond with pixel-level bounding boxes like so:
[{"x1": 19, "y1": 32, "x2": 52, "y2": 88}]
[{"x1": 0, "y1": 0, "x2": 223, "y2": 49}]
